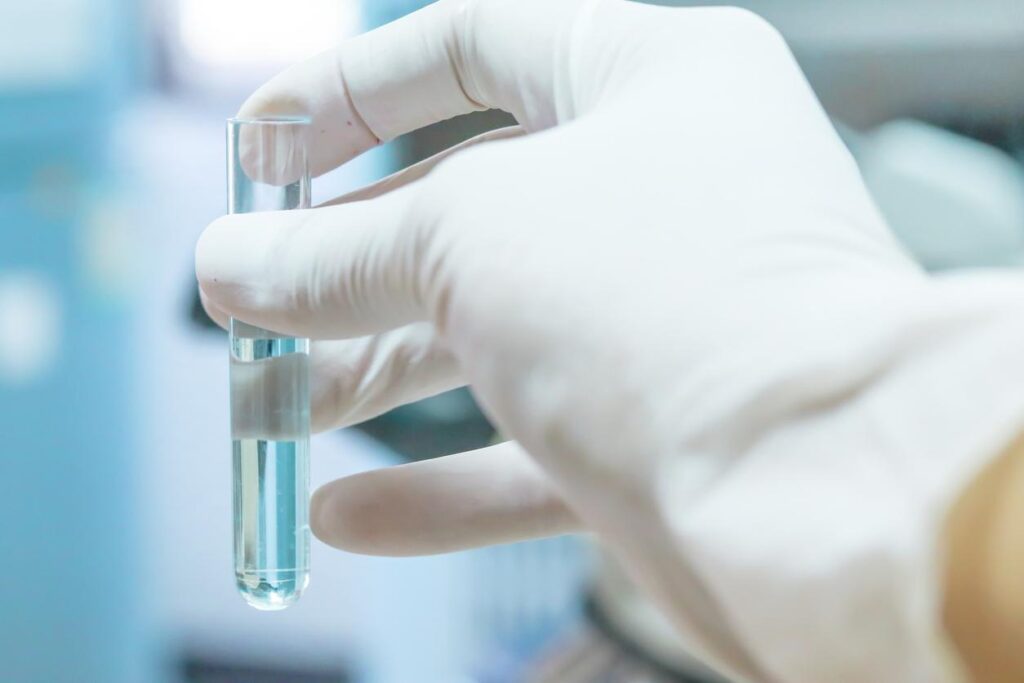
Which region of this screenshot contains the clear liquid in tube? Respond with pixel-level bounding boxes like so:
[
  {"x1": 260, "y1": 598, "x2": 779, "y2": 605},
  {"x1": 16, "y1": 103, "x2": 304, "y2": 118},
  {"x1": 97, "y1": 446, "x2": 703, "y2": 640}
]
[{"x1": 230, "y1": 321, "x2": 310, "y2": 610}]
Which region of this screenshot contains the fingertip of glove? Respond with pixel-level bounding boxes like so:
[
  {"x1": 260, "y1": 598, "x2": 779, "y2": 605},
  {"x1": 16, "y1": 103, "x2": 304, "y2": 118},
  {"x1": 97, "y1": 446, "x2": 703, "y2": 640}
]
[
  {"x1": 309, "y1": 484, "x2": 337, "y2": 547},
  {"x1": 195, "y1": 214, "x2": 252, "y2": 295},
  {"x1": 311, "y1": 475, "x2": 426, "y2": 556},
  {"x1": 236, "y1": 48, "x2": 380, "y2": 179},
  {"x1": 310, "y1": 479, "x2": 378, "y2": 553}
]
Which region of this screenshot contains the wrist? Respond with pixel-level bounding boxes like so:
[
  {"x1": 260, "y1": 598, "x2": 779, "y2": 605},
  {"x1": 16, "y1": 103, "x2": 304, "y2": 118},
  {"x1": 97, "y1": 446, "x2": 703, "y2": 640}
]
[{"x1": 943, "y1": 431, "x2": 1024, "y2": 682}]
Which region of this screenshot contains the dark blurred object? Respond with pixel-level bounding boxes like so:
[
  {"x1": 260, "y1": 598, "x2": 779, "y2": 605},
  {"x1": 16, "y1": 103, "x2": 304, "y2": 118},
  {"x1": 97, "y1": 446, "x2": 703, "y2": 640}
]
[
  {"x1": 181, "y1": 655, "x2": 348, "y2": 683},
  {"x1": 526, "y1": 598, "x2": 720, "y2": 683},
  {"x1": 397, "y1": 109, "x2": 516, "y2": 161},
  {"x1": 190, "y1": 279, "x2": 219, "y2": 329},
  {"x1": 527, "y1": 552, "x2": 731, "y2": 683},
  {"x1": 357, "y1": 387, "x2": 495, "y2": 460},
  {"x1": 943, "y1": 118, "x2": 1024, "y2": 158}
]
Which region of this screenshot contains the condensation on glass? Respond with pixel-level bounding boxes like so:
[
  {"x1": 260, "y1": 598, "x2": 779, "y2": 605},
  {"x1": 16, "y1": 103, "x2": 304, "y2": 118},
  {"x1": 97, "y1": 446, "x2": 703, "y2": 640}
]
[{"x1": 226, "y1": 116, "x2": 311, "y2": 610}]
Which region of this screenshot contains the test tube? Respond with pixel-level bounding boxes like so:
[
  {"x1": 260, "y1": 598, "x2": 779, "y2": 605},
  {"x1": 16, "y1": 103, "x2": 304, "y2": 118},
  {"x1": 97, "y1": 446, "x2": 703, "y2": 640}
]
[{"x1": 226, "y1": 116, "x2": 311, "y2": 610}]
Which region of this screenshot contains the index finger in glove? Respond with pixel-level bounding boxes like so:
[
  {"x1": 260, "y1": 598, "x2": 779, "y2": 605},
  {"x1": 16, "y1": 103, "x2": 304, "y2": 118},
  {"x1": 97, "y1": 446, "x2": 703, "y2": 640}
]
[{"x1": 236, "y1": 0, "x2": 603, "y2": 181}]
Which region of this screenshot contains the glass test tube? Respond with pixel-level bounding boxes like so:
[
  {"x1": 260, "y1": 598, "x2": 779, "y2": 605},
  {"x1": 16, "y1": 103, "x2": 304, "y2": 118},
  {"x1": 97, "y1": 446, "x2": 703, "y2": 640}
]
[{"x1": 226, "y1": 117, "x2": 311, "y2": 610}]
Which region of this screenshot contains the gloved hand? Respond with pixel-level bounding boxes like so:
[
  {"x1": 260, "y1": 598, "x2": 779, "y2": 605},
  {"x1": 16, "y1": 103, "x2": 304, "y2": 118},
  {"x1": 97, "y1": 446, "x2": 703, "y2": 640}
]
[{"x1": 196, "y1": 1, "x2": 1024, "y2": 680}]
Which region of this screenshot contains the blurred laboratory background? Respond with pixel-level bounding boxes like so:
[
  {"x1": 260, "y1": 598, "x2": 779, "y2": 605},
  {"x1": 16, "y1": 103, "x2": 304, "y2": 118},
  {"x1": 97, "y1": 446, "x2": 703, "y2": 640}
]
[{"x1": 1, "y1": 0, "x2": 1023, "y2": 682}]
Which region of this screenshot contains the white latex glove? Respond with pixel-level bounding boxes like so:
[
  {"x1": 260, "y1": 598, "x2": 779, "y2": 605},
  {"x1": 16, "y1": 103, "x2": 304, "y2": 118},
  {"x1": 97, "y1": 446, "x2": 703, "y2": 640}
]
[{"x1": 197, "y1": 1, "x2": 1024, "y2": 680}]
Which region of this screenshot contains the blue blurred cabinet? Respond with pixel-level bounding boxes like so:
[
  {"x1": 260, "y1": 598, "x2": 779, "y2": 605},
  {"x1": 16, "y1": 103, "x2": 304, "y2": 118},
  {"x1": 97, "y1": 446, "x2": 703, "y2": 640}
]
[{"x1": 0, "y1": 1, "x2": 155, "y2": 681}]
